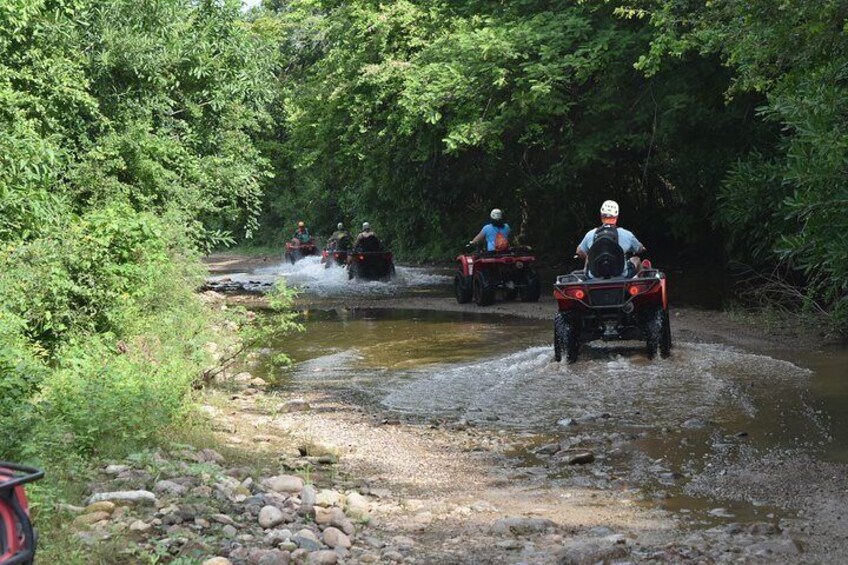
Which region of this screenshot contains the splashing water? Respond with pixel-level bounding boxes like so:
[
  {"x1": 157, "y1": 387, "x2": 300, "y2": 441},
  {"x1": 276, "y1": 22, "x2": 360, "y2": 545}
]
[{"x1": 208, "y1": 256, "x2": 450, "y2": 296}]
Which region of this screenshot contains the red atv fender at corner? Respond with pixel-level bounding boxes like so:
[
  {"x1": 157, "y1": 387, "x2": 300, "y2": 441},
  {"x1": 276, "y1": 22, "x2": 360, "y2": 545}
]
[{"x1": 0, "y1": 462, "x2": 44, "y2": 565}]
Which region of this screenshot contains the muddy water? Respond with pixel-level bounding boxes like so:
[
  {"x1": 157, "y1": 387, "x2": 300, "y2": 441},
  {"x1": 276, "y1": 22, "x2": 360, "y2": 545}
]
[{"x1": 255, "y1": 302, "x2": 848, "y2": 529}]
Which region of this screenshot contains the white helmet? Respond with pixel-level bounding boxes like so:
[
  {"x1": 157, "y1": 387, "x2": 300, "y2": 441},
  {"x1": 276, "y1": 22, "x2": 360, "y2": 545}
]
[
  {"x1": 490, "y1": 208, "x2": 503, "y2": 220},
  {"x1": 362, "y1": 222, "x2": 371, "y2": 231},
  {"x1": 600, "y1": 200, "x2": 619, "y2": 217},
  {"x1": 337, "y1": 222, "x2": 344, "y2": 230}
]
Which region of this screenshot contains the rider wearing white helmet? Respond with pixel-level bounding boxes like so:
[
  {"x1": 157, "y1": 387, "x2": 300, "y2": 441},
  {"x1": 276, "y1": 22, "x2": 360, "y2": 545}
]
[
  {"x1": 329, "y1": 222, "x2": 351, "y2": 250},
  {"x1": 575, "y1": 200, "x2": 645, "y2": 277},
  {"x1": 355, "y1": 221, "x2": 382, "y2": 251},
  {"x1": 470, "y1": 208, "x2": 511, "y2": 252}
]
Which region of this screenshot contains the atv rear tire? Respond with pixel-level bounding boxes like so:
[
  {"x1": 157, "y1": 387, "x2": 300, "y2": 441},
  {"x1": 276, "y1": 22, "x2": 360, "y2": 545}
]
[
  {"x1": 660, "y1": 309, "x2": 672, "y2": 358},
  {"x1": 503, "y1": 287, "x2": 518, "y2": 301},
  {"x1": 473, "y1": 271, "x2": 495, "y2": 306},
  {"x1": 519, "y1": 269, "x2": 541, "y2": 302},
  {"x1": 454, "y1": 272, "x2": 473, "y2": 304},
  {"x1": 348, "y1": 262, "x2": 359, "y2": 280},
  {"x1": 554, "y1": 312, "x2": 579, "y2": 363},
  {"x1": 646, "y1": 308, "x2": 663, "y2": 359}
]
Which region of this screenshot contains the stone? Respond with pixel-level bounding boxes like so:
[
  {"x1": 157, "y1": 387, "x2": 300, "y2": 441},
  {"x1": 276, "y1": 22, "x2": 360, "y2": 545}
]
[
  {"x1": 259, "y1": 505, "x2": 286, "y2": 529},
  {"x1": 263, "y1": 475, "x2": 304, "y2": 494},
  {"x1": 197, "y1": 448, "x2": 225, "y2": 463},
  {"x1": 212, "y1": 513, "x2": 237, "y2": 526},
  {"x1": 86, "y1": 490, "x2": 156, "y2": 506},
  {"x1": 104, "y1": 464, "x2": 130, "y2": 475},
  {"x1": 535, "y1": 443, "x2": 561, "y2": 455},
  {"x1": 73, "y1": 511, "x2": 111, "y2": 526},
  {"x1": 322, "y1": 527, "x2": 351, "y2": 549},
  {"x1": 292, "y1": 529, "x2": 322, "y2": 551},
  {"x1": 556, "y1": 541, "x2": 630, "y2": 565},
  {"x1": 315, "y1": 489, "x2": 345, "y2": 508},
  {"x1": 306, "y1": 550, "x2": 338, "y2": 565},
  {"x1": 233, "y1": 372, "x2": 254, "y2": 383},
  {"x1": 565, "y1": 451, "x2": 595, "y2": 465},
  {"x1": 154, "y1": 480, "x2": 188, "y2": 496},
  {"x1": 382, "y1": 550, "x2": 404, "y2": 562},
  {"x1": 279, "y1": 399, "x2": 311, "y2": 413},
  {"x1": 84, "y1": 501, "x2": 116, "y2": 514},
  {"x1": 129, "y1": 520, "x2": 152, "y2": 533},
  {"x1": 222, "y1": 524, "x2": 238, "y2": 538},
  {"x1": 313, "y1": 506, "x2": 348, "y2": 529},
  {"x1": 491, "y1": 517, "x2": 557, "y2": 536},
  {"x1": 264, "y1": 528, "x2": 293, "y2": 546},
  {"x1": 257, "y1": 550, "x2": 290, "y2": 565},
  {"x1": 202, "y1": 559, "x2": 232, "y2": 565},
  {"x1": 345, "y1": 492, "x2": 369, "y2": 519},
  {"x1": 250, "y1": 378, "x2": 268, "y2": 388},
  {"x1": 300, "y1": 485, "x2": 317, "y2": 515}
]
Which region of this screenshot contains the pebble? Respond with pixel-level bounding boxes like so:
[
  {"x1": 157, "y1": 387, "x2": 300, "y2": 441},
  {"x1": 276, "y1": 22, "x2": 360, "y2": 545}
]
[
  {"x1": 292, "y1": 529, "x2": 322, "y2": 551},
  {"x1": 202, "y1": 559, "x2": 232, "y2": 565},
  {"x1": 259, "y1": 506, "x2": 286, "y2": 528},
  {"x1": 264, "y1": 475, "x2": 304, "y2": 494},
  {"x1": 280, "y1": 399, "x2": 311, "y2": 412},
  {"x1": 491, "y1": 517, "x2": 557, "y2": 536},
  {"x1": 222, "y1": 524, "x2": 238, "y2": 538},
  {"x1": 84, "y1": 501, "x2": 116, "y2": 514},
  {"x1": 322, "y1": 526, "x2": 351, "y2": 549},
  {"x1": 86, "y1": 490, "x2": 156, "y2": 506},
  {"x1": 212, "y1": 513, "x2": 236, "y2": 526},
  {"x1": 306, "y1": 550, "x2": 338, "y2": 565},
  {"x1": 129, "y1": 520, "x2": 152, "y2": 533},
  {"x1": 300, "y1": 485, "x2": 317, "y2": 515},
  {"x1": 565, "y1": 451, "x2": 595, "y2": 465},
  {"x1": 73, "y1": 511, "x2": 111, "y2": 526}
]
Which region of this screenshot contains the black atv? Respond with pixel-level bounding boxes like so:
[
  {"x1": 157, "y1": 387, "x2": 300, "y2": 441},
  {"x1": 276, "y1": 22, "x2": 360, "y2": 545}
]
[{"x1": 454, "y1": 246, "x2": 541, "y2": 306}]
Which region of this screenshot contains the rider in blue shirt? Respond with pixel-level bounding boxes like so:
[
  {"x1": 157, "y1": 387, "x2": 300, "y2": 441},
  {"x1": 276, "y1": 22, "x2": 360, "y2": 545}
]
[
  {"x1": 575, "y1": 200, "x2": 645, "y2": 278},
  {"x1": 470, "y1": 208, "x2": 510, "y2": 252}
]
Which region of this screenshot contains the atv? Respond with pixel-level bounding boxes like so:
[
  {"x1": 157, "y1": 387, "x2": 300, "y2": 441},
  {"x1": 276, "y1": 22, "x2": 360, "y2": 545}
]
[
  {"x1": 1, "y1": 462, "x2": 43, "y2": 565},
  {"x1": 454, "y1": 246, "x2": 541, "y2": 306},
  {"x1": 347, "y1": 250, "x2": 395, "y2": 281},
  {"x1": 552, "y1": 256, "x2": 671, "y2": 363},
  {"x1": 284, "y1": 241, "x2": 318, "y2": 264},
  {"x1": 321, "y1": 241, "x2": 350, "y2": 268}
]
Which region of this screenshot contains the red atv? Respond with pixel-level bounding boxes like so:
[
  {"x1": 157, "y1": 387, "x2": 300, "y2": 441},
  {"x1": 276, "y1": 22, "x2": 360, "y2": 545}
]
[
  {"x1": 0, "y1": 462, "x2": 43, "y2": 565},
  {"x1": 552, "y1": 258, "x2": 671, "y2": 363},
  {"x1": 284, "y1": 241, "x2": 318, "y2": 264},
  {"x1": 321, "y1": 247, "x2": 348, "y2": 268},
  {"x1": 347, "y1": 251, "x2": 395, "y2": 281},
  {"x1": 454, "y1": 246, "x2": 541, "y2": 306}
]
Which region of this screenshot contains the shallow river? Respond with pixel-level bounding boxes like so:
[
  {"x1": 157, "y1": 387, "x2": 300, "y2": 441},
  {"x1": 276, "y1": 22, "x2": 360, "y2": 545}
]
[{"x1": 230, "y1": 257, "x2": 847, "y2": 528}]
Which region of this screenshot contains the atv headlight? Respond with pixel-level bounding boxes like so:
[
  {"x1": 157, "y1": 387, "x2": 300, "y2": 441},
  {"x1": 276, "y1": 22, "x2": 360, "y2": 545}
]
[{"x1": 516, "y1": 261, "x2": 524, "y2": 269}]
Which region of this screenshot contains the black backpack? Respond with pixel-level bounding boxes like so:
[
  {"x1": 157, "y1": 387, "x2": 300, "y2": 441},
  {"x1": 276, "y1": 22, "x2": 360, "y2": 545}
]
[{"x1": 588, "y1": 225, "x2": 624, "y2": 278}]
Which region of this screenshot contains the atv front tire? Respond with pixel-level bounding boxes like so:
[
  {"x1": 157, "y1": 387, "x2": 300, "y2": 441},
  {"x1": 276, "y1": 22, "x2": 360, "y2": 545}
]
[
  {"x1": 519, "y1": 269, "x2": 541, "y2": 302},
  {"x1": 473, "y1": 271, "x2": 495, "y2": 306},
  {"x1": 454, "y1": 272, "x2": 473, "y2": 304},
  {"x1": 554, "y1": 312, "x2": 579, "y2": 363}
]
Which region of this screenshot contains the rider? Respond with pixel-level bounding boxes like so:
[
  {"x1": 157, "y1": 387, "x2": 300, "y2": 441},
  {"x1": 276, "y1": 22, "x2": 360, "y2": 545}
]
[
  {"x1": 354, "y1": 222, "x2": 382, "y2": 252},
  {"x1": 575, "y1": 200, "x2": 645, "y2": 278},
  {"x1": 470, "y1": 208, "x2": 510, "y2": 252},
  {"x1": 291, "y1": 221, "x2": 312, "y2": 245},
  {"x1": 328, "y1": 222, "x2": 351, "y2": 250}
]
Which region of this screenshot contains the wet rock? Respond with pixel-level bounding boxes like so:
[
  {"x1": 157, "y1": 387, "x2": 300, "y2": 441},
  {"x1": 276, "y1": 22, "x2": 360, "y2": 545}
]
[
  {"x1": 564, "y1": 451, "x2": 595, "y2": 465},
  {"x1": 708, "y1": 508, "x2": 734, "y2": 518},
  {"x1": 491, "y1": 517, "x2": 557, "y2": 536},
  {"x1": 259, "y1": 506, "x2": 286, "y2": 528},
  {"x1": 534, "y1": 443, "x2": 561, "y2": 455},
  {"x1": 556, "y1": 541, "x2": 630, "y2": 565},
  {"x1": 263, "y1": 475, "x2": 304, "y2": 494},
  {"x1": 306, "y1": 550, "x2": 338, "y2": 565},
  {"x1": 322, "y1": 526, "x2": 351, "y2": 549},
  {"x1": 86, "y1": 490, "x2": 156, "y2": 506},
  {"x1": 84, "y1": 501, "x2": 116, "y2": 514},
  {"x1": 682, "y1": 417, "x2": 710, "y2": 429},
  {"x1": 280, "y1": 399, "x2": 311, "y2": 413},
  {"x1": 557, "y1": 418, "x2": 578, "y2": 427}
]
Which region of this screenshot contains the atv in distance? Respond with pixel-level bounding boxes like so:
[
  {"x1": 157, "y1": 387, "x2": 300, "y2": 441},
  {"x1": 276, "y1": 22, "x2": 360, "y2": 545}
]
[
  {"x1": 454, "y1": 246, "x2": 541, "y2": 306},
  {"x1": 347, "y1": 250, "x2": 395, "y2": 281},
  {"x1": 1, "y1": 462, "x2": 44, "y2": 565},
  {"x1": 552, "y1": 259, "x2": 671, "y2": 363},
  {"x1": 321, "y1": 242, "x2": 349, "y2": 268},
  {"x1": 284, "y1": 241, "x2": 318, "y2": 264}
]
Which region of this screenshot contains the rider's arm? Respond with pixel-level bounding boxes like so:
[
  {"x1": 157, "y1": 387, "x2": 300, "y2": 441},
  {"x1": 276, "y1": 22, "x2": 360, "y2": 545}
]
[{"x1": 470, "y1": 229, "x2": 486, "y2": 245}]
